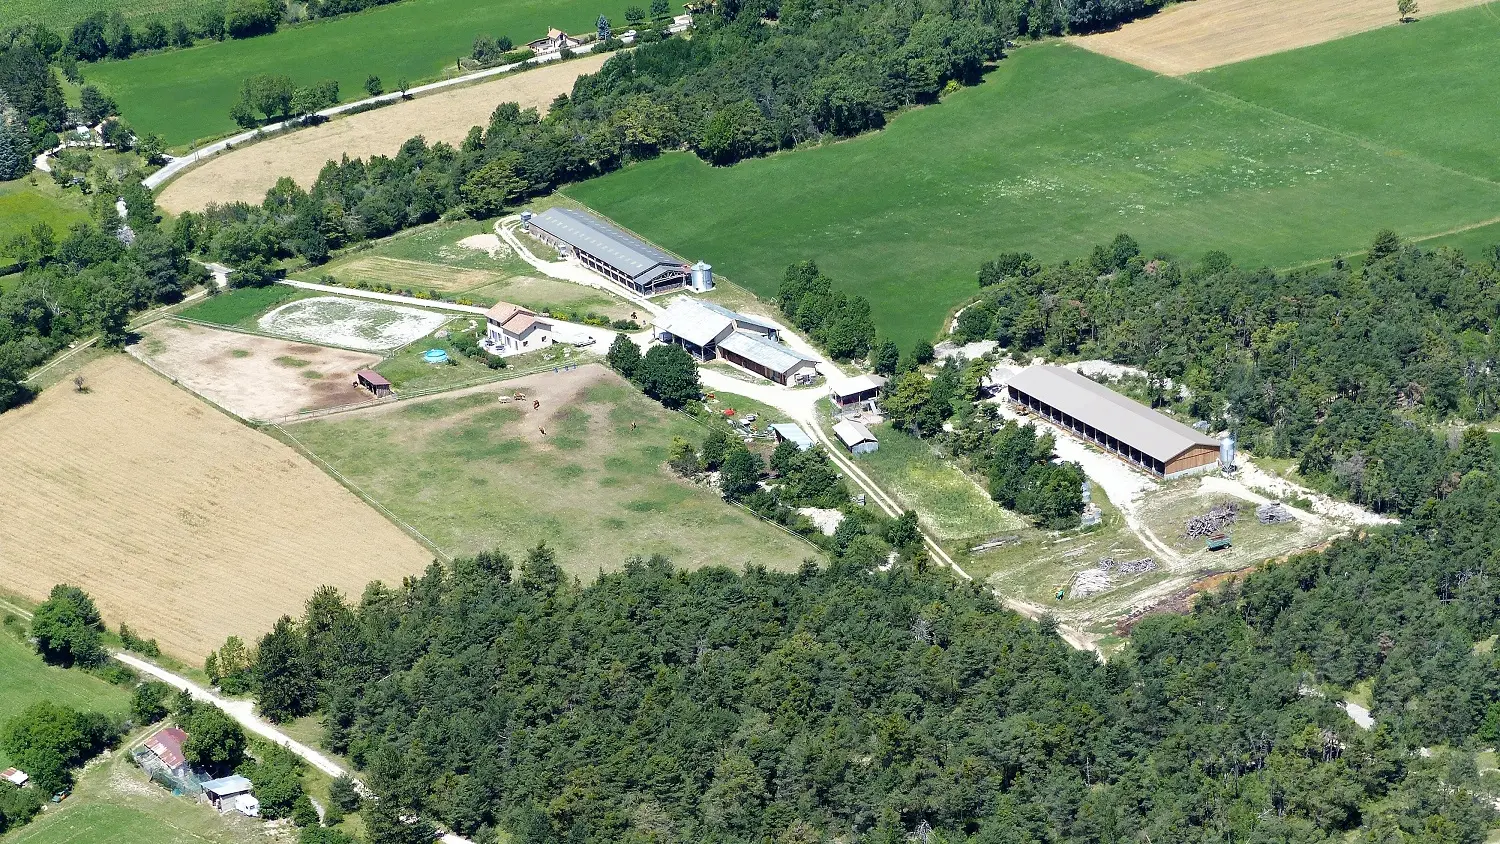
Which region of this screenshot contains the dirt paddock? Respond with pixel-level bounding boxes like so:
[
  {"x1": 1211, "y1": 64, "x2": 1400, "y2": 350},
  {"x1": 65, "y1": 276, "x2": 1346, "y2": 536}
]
[
  {"x1": 0, "y1": 355, "x2": 434, "y2": 659},
  {"x1": 1073, "y1": 0, "x2": 1491, "y2": 74},
  {"x1": 130, "y1": 320, "x2": 382, "y2": 421},
  {"x1": 158, "y1": 53, "x2": 610, "y2": 213}
]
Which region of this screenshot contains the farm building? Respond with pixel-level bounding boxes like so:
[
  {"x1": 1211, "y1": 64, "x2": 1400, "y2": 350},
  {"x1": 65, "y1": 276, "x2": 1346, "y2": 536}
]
[
  {"x1": 527, "y1": 28, "x2": 582, "y2": 54},
  {"x1": 486, "y1": 301, "x2": 553, "y2": 352},
  {"x1": 1005, "y1": 365, "x2": 1221, "y2": 478},
  {"x1": 829, "y1": 374, "x2": 886, "y2": 413},
  {"x1": 355, "y1": 369, "x2": 392, "y2": 397},
  {"x1": 834, "y1": 419, "x2": 879, "y2": 454},
  {"x1": 202, "y1": 775, "x2": 259, "y2": 817},
  {"x1": 656, "y1": 297, "x2": 817, "y2": 385},
  {"x1": 143, "y1": 726, "x2": 191, "y2": 777},
  {"x1": 2, "y1": 768, "x2": 28, "y2": 787},
  {"x1": 770, "y1": 422, "x2": 814, "y2": 451},
  {"x1": 523, "y1": 208, "x2": 693, "y2": 296}
]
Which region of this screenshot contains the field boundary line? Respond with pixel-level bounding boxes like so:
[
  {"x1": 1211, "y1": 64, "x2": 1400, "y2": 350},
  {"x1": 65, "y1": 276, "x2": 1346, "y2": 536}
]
[
  {"x1": 1277, "y1": 213, "x2": 1500, "y2": 272},
  {"x1": 270, "y1": 423, "x2": 450, "y2": 562},
  {"x1": 275, "y1": 359, "x2": 594, "y2": 423},
  {"x1": 1177, "y1": 71, "x2": 1500, "y2": 191}
]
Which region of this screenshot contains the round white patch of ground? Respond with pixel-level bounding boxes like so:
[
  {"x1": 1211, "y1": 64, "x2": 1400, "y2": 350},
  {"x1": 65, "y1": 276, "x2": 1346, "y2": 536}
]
[
  {"x1": 457, "y1": 233, "x2": 507, "y2": 258},
  {"x1": 258, "y1": 296, "x2": 450, "y2": 352}
]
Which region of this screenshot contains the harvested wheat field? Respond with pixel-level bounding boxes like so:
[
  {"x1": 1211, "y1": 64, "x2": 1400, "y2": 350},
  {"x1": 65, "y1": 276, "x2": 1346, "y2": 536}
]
[
  {"x1": 0, "y1": 355, "x2": 433, "y2": 659},
  {"x1": 1074, "y1": 0, "x2": 1491, "y2": 74},
  {"x1": 158, "y1": 53, "x2": 609, "y2": 213},
  {"x1": 330, "y1": 256, "x2": 505, "y2": 292},
  {"x1": 131, "y1": 320, "x2": 385, "y2": 421}
]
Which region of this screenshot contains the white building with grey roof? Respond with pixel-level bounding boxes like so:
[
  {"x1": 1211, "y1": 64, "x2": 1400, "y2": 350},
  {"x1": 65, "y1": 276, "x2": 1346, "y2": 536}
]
[
  {"x1": 655, "y1": 296, "x2": 817, "y2": 385},
  {"x1": 1005, "y1": 365, "x2": 1221, "y2": 478},
  {"x1": 523, "y1": 207, "x2": 697, "y2": 296}
]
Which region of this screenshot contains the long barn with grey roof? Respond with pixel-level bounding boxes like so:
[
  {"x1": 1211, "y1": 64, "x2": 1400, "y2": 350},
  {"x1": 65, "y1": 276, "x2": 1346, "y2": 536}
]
[
  {"x1": 1005, "y1": 365, "x2": 1221, "y2": 478},
  {"x1": 523, "y1": 207, "x2": 691, "y2": 296}
]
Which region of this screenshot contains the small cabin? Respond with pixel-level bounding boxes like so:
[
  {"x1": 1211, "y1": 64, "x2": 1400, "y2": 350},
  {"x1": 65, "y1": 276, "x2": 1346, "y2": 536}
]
[{"x1": 355, "y1": 369, "x2": 392, "y2": 397}]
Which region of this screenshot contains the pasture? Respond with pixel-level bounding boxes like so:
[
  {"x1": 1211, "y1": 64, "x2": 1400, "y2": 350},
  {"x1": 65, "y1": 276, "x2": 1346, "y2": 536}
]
[
  {"x1": 0, "y1": 616, "x2": 132, "y2": 769},
  {"x1": 156, "y1": 52, "x2": 609, "y2": 210},
  {"x1": 282, "y1": 364, "x2": 816, "y2": 578},
  {"x1": 1193, "y1": 4, "x2": 1500, "y2": 182},
  {"x1": 87, "y1": 0, "x2": 637, "y2": 147},
  {"x1": 854, "y1": 424, "x2": 1025, "y2": 545},
  {"x1": 0, "y1": 182, "x2": 89, "y2": 273},
  {"x1": 130, "y1": 320, "x2": 384, "y2": 420},
  {"x1": 1073, "y1": 0, "x2": 1490, "y2": 74},
  {"x1": 5, "y1": 0, "x2": 219, "y2": 29},
  {"x1": 177, "y1": 284, "x2": 303, "y2": 327},
  {"x1": 567, "y1": 42, "x2": 1500, "y2": 348},
  {"x1": 0, "y1": 355, "x2": 434, "y2": 660}
]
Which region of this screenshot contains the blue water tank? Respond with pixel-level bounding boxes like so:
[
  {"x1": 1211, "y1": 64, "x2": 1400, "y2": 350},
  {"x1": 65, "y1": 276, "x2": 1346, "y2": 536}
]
[{"x1": 690, "y1": 261, "x2": 714, "y2": 292}]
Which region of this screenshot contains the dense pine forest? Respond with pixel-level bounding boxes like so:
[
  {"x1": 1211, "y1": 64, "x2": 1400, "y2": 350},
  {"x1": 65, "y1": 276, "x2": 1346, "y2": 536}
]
[
  {"x1": 240, "y1": 449, "x2": 1500, "y2": 843},
  {"x1": 961, "y1": 233, "x2": 1500, "y2": 513}
]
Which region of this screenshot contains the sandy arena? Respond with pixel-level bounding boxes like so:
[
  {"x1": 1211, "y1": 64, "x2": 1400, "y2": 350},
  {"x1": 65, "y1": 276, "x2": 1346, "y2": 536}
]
[
  {"x1": 131, "y1": 320, "x2": 383, "y2": 421},
  {"x1": 0, "y1": 355, "x2": 434, "y2": 659},
  {"x1": 157, "y1": 53, "x2": 609, "y2": 213},
  {"x1": 258, "y1": 296, "x2": 450, "y2": 352},
  {"x1": 1073, "y1": 0, "x2": 1492, "y2": 75}
]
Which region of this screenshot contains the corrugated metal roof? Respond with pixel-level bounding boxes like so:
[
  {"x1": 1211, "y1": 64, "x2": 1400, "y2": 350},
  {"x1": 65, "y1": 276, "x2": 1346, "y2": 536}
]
[
  {"x1": 834, "y1": 419, "x2": 877, "y2": 447},
  {"x1": 529, "y1": 208, "x2": 684, "y2": 281},
  {"x1": 1006, "y1": 365, "x2": 1218, "y2": 462},
  {"x1": 718, "y1": 331, "x2": 814, "y2": 375},
  {"x1": 829, "y1": 373, "x2": 886, "y2": 398},
  {"x1": 145, "y1": 727, "x2": 188, "y2": 769},
  {"x1": 769, "y1": 423, "x2": 814, "y2": 450},
  {"x1": 657, "y1": 297, "x2": 734, "y2": 348},
  {"x1": 201, "y1": 775, "x2": 254, "y2": 796},
  {"x1": 698, "y1": 300, "x2": 776, "y2": 334}
]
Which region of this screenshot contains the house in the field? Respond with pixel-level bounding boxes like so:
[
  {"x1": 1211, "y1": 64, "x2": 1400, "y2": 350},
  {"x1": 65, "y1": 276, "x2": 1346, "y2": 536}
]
[
  {"x1": 485, "y1": 301, "x2": 553, "y2": 353},
  {"x1": 527, "y1": 28, "x2": 582, "y2": 54},
  {"x1": 201, "y1": 775, "x2": 259, "y2": 817},
  {"x1": 833, "y1": 419, "x2": 879, "y2": 454},
  {"x1": 142, "y1": 726, "x2": 191, "y2": 778}
]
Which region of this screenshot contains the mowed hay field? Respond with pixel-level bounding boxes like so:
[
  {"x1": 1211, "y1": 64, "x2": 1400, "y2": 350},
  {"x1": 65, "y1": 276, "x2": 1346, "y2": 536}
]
[
  {"x1": 1073, "y1": 0, "x2": 1493, "y2": 74},
  {"x1": 282, "y1": 364, "x2": 815, "y2": 578},
  {"x1": 157, "y1": 53, "x2": 609, "y2": 212},
  {"x1": 5, "y1": 0, "x2": 219, "y2": 28},
  {"x1": 0, "y1": 356, "x2": 434, "y2": 660},
  {"x1": 568, "y1": 42, "x2": 1500, "y2": 348},
  {"x1": 88, "y1": 0, "x2": 633, "y2": 148},
  {"x1": 0, "y1": 620, "x2": 131, "y2": 769},
  {"x1": 0, "y1": 181, "x2": 90, "y2": 273}
]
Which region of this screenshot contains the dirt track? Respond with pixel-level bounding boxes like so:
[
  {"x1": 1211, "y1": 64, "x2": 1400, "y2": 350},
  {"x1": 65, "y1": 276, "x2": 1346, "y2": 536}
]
[
  {"x1": 158, "y1": 53, "x2": 609, "y2": 213},
  {"x1": 1074, "y1": 0, "x2": 1492, "y2": 74},
  {"x1": 0, "y1": 355, "x2": 433, "y2": 659}
]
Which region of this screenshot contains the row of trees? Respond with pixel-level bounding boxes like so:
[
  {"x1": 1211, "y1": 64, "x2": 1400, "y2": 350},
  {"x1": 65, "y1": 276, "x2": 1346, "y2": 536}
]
[
  {"x1": 777, "y1": 260, "x2": 876, "y2": 361},
  {"x1": 958, "y1": 230, "x2": 1500, "y2": 514},
  {"x1": 604, "y1": 334, "x2": 700, "y2": 407},
  {"x1": 229, "y1": 74, "x2": 339, "y2": 127}
]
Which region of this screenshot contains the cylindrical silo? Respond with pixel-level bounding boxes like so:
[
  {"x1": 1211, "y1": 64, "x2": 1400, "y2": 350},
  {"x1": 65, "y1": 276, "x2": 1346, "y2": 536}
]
[{"x1": 690, "y1": 261, "x2": 714, "y2": 291}]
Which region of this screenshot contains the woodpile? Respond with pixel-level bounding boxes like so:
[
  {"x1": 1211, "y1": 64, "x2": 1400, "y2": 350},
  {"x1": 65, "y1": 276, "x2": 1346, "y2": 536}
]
[{"x1": 1185, "y1": 501, "x2": 1239, "y2": 538}]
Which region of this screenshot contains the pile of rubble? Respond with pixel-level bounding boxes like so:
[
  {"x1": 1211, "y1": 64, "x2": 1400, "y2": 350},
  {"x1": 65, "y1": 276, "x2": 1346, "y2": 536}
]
[
  {"x1": 1185, "y1": 501, "x2": 1239, "y2": 538},
  {"x1": 1098, "y1": 556, "x2": 1157, "y2": 575},
  {"x1": 1256, "y1": 502, "x2": 1295, "y2": 524},
  {"x1": 1070, "y1": 568, "x2": 1112, "y2": 597}
]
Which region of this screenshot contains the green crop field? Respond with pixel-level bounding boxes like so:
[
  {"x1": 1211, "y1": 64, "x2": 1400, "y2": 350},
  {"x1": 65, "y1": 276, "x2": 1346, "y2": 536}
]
[
  {"x1": 6, "y1": 0, "x2": 221, "y2": 29},
  {"x1": 1193, "y1": 5, "x2": 1500, "y2": 183},
  {"x1": 0, "y1": 182, "x2": 90, "y2": 273},
  {"x1": 176, "y1": 284, "x2": 302, "y2": 327},
  {"x1": 568, "y1": 40, "x2": 1500, "y2": 348},
  {"x1": 283, "y1": 365, "x2": 815, "y2": 578},
  {"x1": 0, "y1": 620, "x2": 131, "y2": 769},
  {"x1": 85, "y1": 0, "x2": 639, "y2": 148}
]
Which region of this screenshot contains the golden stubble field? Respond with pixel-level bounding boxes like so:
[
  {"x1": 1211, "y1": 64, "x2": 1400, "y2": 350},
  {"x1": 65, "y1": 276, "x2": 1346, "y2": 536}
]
[
  {"x1": 0, "y1": 356, "x2": 434, "y2": 659},
  {"x1": 1074, "y1": 0, "x2": 1492, "y2": 74},
  {"x1": 157, "y1": 53, "x2": 610, "y2": 213}
]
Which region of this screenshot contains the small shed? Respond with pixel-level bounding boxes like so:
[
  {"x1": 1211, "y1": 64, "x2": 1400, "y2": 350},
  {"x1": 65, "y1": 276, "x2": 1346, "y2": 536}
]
[
  {"x1": 201, "y1": 775, "x2": 258, "y2": 817},
  {"x1": 833, "y1": 420, "x2": 879, "y2": 454},
  {"x1": 2, "y1": 768, "x2": 29, "y2": 787},
  {"x1": 355, "y1": 369, "x2": 392, "y2": 397},
  {"x1": 143, "y1": 726, "x2": 190, "y2": 777},
  {"x1": 829, "y1": 374, "x2": 886, "y2": 410},
  {"x1": 769, "y1": 422, "x2": 814, "y2": 451}
]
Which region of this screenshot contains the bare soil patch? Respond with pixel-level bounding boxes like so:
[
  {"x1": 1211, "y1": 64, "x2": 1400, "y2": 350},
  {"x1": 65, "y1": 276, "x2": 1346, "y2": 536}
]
[
  {"x1": 131, "y1": 320, "x2": 381, "y2": 420},
  {"x1": 330, "y1": 256, "x2": 504, "y2": 292},
  {"x1": 0, "y1": 355, "x2": 432, "y2": 660},
  {"x1": 158, "y1": 53, "x2": 610, "y2": 213},
  {"x1": 1073, "y1": 0, "x2": 1491, "y2": 74}
]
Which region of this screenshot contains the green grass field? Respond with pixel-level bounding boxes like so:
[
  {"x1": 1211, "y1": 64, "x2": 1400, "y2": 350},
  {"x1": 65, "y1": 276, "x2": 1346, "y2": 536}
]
[
  {"x1": 0, "y1": 620, "x2": 132, "y2": 770},
  {"x1": 176, "y1": 285, "x2": 301, "y2": 327},
  {"x1": 86, "y1": 0, "x2": 640, "y2": 147},
  {"x1": 568, "y1": 40, "x2": 1500, "y2": 348},
  {"x1": 5, "y1": 0, "x2": 220, "y2": 29},
  {"x1": 0, "y1": 182, "x2": 90, "y2": 273},
  {"x1": 283, "y1": 365, "x2": 815, "y2": 577}
]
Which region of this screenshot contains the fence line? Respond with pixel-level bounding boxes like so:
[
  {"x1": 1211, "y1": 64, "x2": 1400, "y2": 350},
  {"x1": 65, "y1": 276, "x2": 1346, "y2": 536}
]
[
  {"x1": 166, "y1": 316, "x2": 378, "y2": 355},
  {"x1": 271, "y1": 359, "x2": 590, "y2": 423},
  {"x1": 270, "y1": 423, "x2": 450, "y2": 562}
]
